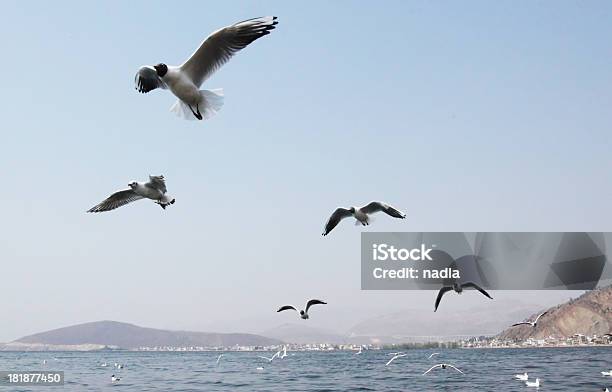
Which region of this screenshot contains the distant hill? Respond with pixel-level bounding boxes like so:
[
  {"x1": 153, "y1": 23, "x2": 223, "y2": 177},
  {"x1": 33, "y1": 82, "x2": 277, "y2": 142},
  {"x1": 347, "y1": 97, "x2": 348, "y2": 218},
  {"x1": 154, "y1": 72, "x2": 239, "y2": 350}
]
[
  {"x1": 13, "y1": 321, "x2": 282, "y2": 349},
  {"x1": 260, "y1": 323, "x2": 347, "y2": 344},
  {"x1": 497, "y1": 285, "x2": 612, "y2": 340}
]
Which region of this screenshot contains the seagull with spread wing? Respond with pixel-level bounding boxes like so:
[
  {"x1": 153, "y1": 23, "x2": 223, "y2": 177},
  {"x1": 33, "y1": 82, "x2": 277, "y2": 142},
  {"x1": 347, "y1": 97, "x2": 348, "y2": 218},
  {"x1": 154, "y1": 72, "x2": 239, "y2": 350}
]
[
  {"x1": 277, "y1": 299, "x2": 327, "y2": 320},
  {"x1": 511, "y1": 311, "x2": 548, "y2": 328},
  {"x1": 423, "y1": 363, "x2": 464, "y2": 375},
  {"x1": 385, "y1": 352, "x2": 407, "y2": 366},
  {"x1": 322, "y1": 201, "x2": 406, "y2": 236},
  {"x1": 434, "y1": 282, "x2": 492, "y2": 312},
  {"x1": 135, "y1": 16, "x2": 278, "y2": 120},
  {"x1": 87, "y1": 175, "x2": 175, "y2": 213}
]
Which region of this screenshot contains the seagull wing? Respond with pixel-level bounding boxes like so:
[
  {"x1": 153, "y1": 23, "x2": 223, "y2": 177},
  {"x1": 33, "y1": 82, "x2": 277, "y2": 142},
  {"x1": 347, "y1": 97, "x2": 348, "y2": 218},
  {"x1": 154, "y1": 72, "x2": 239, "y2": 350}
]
[
  {"x1": 323, "y1": 208, "x2": 353, "y2": 236},
  {"x1": 134, "y1": 66, "x2": 167, "y2": 93},
  {"x1": 385, "y1": 354, "x2": 406, "y2": 366},
  {"x1": 446, "y1": 364, "x2": 464, "y2": 374},
  {"x1": 305, "y1": 299, "x2": 327, "y2": 312},
  {"x1": 87, "y1": 190, "x2": 144, "y2": 213},
  {"x1": 461, "y1": 282, "x2": 493, "y2": 299},
  {"x1": 180, "y1": 16, "x2": 278, "y2": 87},
  {"x1": 360, "y1": 201, "x2": 406, "y2": 218},
  {"x1": 147, "y1": 175, "x2": 167, "y2": 193},
  {"x1": 423, "y1": 364, "x2": 442, "y2": 375},
  {"x1": 511, "y1": 322, "x2": 532, "y2": 327},
  {"x1": 277, "y1": 305, "x2": 297, "y2": 313},
  {"x1": 434, "y1": 286, "x2": 453, "y2": 312},
  {"x1": 533, "y1": 310, "x2": 548, "y2": 323}
]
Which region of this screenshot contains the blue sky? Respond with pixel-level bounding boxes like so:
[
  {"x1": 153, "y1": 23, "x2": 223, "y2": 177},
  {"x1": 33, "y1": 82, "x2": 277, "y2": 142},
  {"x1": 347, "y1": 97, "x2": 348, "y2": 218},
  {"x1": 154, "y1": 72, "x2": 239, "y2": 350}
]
[{"x1": 0, "y1": 1, "x2": 611, "y2": 341}]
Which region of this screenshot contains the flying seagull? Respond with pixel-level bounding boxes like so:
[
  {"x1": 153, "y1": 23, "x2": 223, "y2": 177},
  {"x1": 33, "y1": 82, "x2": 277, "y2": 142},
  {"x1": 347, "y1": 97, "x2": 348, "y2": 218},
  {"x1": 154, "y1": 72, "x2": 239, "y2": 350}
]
[
  {"x1": 87, "y1": 175, "x2": 175, "y2": 213},
  {"x1": 525, "y1": 378, "x2": 540, "y2": 387},
  {"x1": 216, "y1": 354, "x2": 224, "y2": 365},
  {"x1": 514, "y1": 372, "x2": 529, "y2": 381},
  {"x1": 257, "y1": 351, "x2": 280, "y2": 362},
  {"x1": 434, "y1": 282, "x2": 492, "y2": 312},
  {"x1": 135, "y1": 16, "x2": 278, "y2": 121},
  {"x1": 111, "y1": 375, "x2": 120, "y2": 382},
  {"x1": 322, "y1": 201, "x2": 406, "y2": 236},
  {"x1": 428, "y1": 352, "x2": 439, "y2": 359},
  {"x1": 279, "y1": 346, "x2": 287, "y2": 359},
  {"x1": 277, "y1": 299, "x2": 327, "y2": 320},
  {"x1": 385, "y1": 353, "x2": 407, "y2": 366},
  {"x1": 423, "y1": 364, "x2": 464, "y2": 375},
  {"x1": 512, "y1": 311, "x2": 548, "y2": 328},
  {"x1": 602, "y1": 370, "x2": 612, "y2": 376}
]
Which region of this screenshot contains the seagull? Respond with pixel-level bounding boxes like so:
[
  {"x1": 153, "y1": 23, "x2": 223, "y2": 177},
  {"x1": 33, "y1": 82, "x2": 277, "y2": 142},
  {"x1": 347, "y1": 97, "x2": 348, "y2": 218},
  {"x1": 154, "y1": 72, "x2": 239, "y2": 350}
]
[
  {"x1": 135, "y1": 16, "x2": 277, "y2": 121},
  {"x1": 216, "y1": 354, "x2": 224, "y2": 365},
  {"x1": 355, "y1": 346, "x2": 363, "y2": 355},
  {"x1": 277, "y1": 299, "x2": 327, "y2": 320},
  {"x1": 602, "y1": 388, "x2": 609, "y2": 392},
  {"x1": 514, "y1": 373, "x2": 529, "y2": 381},
  {"x1": 386, "y1": 353, "x2": 407, "y2": 366},
  {"x1": 322, "y1": 202, "x2": 406, "y2": 236},
  {"x1": 257, "y1": 351, "x2": 280, "y2": 362},
  {"x1": 280, "y1": 346, "x2": 288, "y2": 359},
  {"x1": 100, "y1": 362, "x2": 108, "y2": 367},
  {"x1": 512, "y1": 311, "x2": 548, "y2": 328},
  {"x1": 423, "y1": 363, "x2": 464, "y2": 375},
  {"x1": 602, "y1": 370, "x2": 612, "y2": 376},
  {"x1": 87, "y1": 175, "x2": 175, "y2": 212},
  {"x1": 434, "y1": 282, "x2": 492, "y2": 312},
  {"x1": 525, "y1": 378, "x2": 540, "y2": 387},
  {"x1": 428, "y1": 353, "x2": 439, "y2": 359},
  {"x1": 111, "y1": 375, "x2": 120, "y2": 382}
]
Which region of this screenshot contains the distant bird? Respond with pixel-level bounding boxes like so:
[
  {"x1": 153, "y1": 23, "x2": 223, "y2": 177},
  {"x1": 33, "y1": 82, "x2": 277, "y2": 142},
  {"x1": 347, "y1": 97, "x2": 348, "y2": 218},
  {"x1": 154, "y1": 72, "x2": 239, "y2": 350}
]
[
  {"x1": 277, "y1": 299, "x2": 327, "y2": 320},
  {"x1": 88, "y1": 175, "x2": 175, "y2": 212},
  {"x1": 135, "y1": 16, "x2": 278, "y2": 121},
  {"x1": 257, "y1": 351, "x2": 280, "y2": 362},
  {"x1": 322, "y1": 201, "x2": 406, "y2": 236},
  {"x1": 114, "y1": 363, "x2": 124, "y2": 370},
  {"x1": 525, "y1": 378, "x2": 540, "y2": 387},
  {"x1": 514, "y1": 372, "x2": 529, "y2": 381},
  {"x1": 355, "y1": 346, "x2": 363, "y2": 355},
  {"x1": 428, "y1": 352, "x2": 439, "y2": 359},
  {"x1": 434, "y1": 282, "x2": 492, "y2": 312},
  {"x1": 280, "y1": 346, "x2": 288, "y2": 359},
  {"x1": 216, "y1": 354, "x2": 224, "y2": 365},
  {"x1": 100, "y1": 362, "x2": 108, "y2": 367},
  {"x1": 386, "y1": 353, "x2": 407, "y2": 366},
  {"x1": 256, "y1": 367, "x2": 264, "y2": 371},
  {"x1": 42, "y1": 360, "x2": 47, "y2": 365},
  {"x1": 111, "y1": 375, "x2": 120, "y2": 382},
  {"x1": 512, "y1": 311, "x2": 548, "y2": 328},
  {"x1": 423, "y1": 363, "x2": 464, "y2": 375},
  {"x1": 602, "y1": 370, "x2": 612, "y2": 376}
]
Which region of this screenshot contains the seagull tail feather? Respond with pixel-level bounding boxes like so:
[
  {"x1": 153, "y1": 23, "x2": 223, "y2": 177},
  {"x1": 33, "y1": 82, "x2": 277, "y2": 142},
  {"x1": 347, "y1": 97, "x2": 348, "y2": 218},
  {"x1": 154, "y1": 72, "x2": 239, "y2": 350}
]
[{"x1": 170, "y1": 89, "x2": 224, "y2": 121}]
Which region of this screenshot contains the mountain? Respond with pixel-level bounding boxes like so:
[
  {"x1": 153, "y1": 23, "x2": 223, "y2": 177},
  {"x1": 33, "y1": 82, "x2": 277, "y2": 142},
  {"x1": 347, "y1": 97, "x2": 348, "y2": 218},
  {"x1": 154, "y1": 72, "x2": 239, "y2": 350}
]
[
  {"x1": 497, "y1": 285, "x2": 612, "y2": 340},
  {"x1": 346, "y1": 300, "x2": 543, "y2": 343},
  {"x1": 11, "y1": 321, "x2": 282, "y2": 349},
  {"x1": 260, "y1": 323, "x2": 346, "y2": 344}
]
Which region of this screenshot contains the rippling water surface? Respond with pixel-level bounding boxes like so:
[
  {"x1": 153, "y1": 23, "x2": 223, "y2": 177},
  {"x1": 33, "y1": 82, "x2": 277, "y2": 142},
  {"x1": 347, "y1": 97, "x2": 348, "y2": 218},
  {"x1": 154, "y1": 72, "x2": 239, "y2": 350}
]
[{"x1": 0, "y1": 348, "x2": 610, "y2": 391}]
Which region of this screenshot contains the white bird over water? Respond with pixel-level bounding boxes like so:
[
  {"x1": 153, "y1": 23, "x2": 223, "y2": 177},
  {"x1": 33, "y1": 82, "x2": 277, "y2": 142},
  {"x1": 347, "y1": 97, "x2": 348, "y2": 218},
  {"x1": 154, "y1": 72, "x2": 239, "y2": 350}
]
[
  {"x1": 386, "y1": 353, "x2": 407, "y2": 366},
  {"x1": 135, "y1": 16, "x2": 278, "y2": 121},
  {"x1": 279, "y1": 346, "x2": 288, "y2": 359},
  {"x1": 111, "y1": 375, "x2": 120, "y2": 383},
  {"x1": 277, "y1": 299, "x2": 327, "y2": 320},
  {"x1": 322, "y1": 201, "x2": 406, "y2": 236},
  {"x1": 258, "y1": 351, "x2": 280, "y2": 362},
  {"x1": 88, "y1": 175, "x2": 175, "y2": 212},
  {"x1": 512, "y1": 311, "x2": 548, "y2": 328},
  {"x1": 423, "y1": 364, "x2": 464, "y2": 375},
  {"x1": 428, "y1": 353, "x2": 439, "y2": 359},
  {"x1": 602, "y1": 370, "x2": 612, "y2": 376},
  {"x1": 514, "y1": 372, "x2": 529, "y2": 381},
  {"x1": 525, "y1": 378, "x2": 540, "y2": 387},
  {"x1": 216, "y1": 354, "x2": 224, "y2": 365}
]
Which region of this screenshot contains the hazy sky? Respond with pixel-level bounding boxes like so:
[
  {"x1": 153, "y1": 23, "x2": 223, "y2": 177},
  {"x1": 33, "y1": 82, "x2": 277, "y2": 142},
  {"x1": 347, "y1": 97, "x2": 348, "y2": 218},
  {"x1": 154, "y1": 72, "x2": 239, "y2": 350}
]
[{"x1": 1, "y1": 1, "x2": 611, "y2": 342}]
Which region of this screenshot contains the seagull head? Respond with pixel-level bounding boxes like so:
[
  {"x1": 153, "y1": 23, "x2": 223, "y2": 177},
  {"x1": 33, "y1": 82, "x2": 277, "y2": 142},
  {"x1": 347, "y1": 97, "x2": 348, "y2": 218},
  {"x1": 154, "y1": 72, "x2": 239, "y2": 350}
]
[
  {"x1": 128, "y1": 181, "x2": 137, "y2": 189},
  {"x1": 349, "y1": 207, "x2": 356, "y2": 213},
  {"x1": 299, "y1": 310, "x2": 305, "y2": 316},
  {"x1": 154, "y1": 63, "x2": 168, "y2": 77}
]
